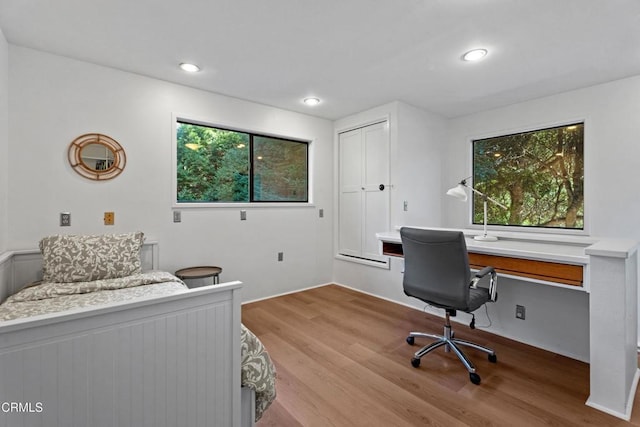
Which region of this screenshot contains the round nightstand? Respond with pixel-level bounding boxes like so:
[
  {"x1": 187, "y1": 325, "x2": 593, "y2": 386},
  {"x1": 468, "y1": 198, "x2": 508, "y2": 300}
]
[{"x1": 174, "y1": 266, "x2": 222, "y2": 287}]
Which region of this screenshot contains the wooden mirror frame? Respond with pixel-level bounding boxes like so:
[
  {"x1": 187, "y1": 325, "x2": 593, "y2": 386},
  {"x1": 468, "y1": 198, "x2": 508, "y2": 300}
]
[{"x1": 68, "y1": 133, "x2": 126, "y2": 180}]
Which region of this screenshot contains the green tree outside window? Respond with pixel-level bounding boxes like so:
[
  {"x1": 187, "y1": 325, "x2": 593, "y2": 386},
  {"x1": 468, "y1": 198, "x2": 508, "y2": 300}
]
[
  {"x1": 177, "y1": 122, "x2": 308, "y2": 203},
  {"x1": 472, "y1": 123, "x2": 584, "y2": 229}
]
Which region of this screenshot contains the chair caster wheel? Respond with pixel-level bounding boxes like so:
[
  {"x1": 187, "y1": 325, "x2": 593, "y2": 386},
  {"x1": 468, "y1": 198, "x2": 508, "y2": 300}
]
[
  {"x1": 406, "y1": 336, "x2": 415, "y2": 345},
  {"x1": 470, "y1": 373, "x2": 481, "y2": 385},
  {"x1": 411, "y1": 358, "x2": 421, "y2": 368},
  {"x1": 488, "y1": 354, "x2": 497, "y2": 363}
]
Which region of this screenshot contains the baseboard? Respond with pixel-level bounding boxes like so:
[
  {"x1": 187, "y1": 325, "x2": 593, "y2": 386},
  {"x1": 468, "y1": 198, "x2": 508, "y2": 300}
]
[{"x1": 242, "y1": 282, "x2": 335, "y2": 305}]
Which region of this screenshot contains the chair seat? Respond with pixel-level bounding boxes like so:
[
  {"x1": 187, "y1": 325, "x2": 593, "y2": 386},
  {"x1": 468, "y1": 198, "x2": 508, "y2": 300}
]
[
  {"x1": 420, "y1": 286, "x2": 491, "y2": 313},
  {"x1": 468, "y1": 287, "x2": 491, "y2": 312}
]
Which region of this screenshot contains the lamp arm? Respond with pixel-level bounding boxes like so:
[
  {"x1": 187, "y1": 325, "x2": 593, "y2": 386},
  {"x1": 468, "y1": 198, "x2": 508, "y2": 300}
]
[{"x1": 466, "y1": 186, "x2": 508, "y2": 210}]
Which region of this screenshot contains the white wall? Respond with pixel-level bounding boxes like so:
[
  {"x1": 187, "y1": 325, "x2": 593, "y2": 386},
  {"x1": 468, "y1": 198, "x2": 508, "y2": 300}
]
[
  {"x1": 7, "y1": 46, "x2": 334, "y2": 302},
  {"x1": 0, "y1": 29, "x2": 8, "y2": 252},
  {"x1": 393, "y1": 101, "x2": 446, "y2": 228}
]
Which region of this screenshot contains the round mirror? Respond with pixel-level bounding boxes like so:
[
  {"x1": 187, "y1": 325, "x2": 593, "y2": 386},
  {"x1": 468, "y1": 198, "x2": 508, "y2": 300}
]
[{"x1": 68, "y1": 133, "x2": 126, "y2": 180}]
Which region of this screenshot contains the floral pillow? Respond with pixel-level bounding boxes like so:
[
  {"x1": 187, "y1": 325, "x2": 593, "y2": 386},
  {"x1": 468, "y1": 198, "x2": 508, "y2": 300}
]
[{"x1": 39, "y1": 232, "x2": 144, "y2": 283}]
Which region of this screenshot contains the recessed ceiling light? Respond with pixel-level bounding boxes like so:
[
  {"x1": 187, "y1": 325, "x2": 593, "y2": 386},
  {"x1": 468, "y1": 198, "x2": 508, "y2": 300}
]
[
  {"x1": 179, "y1": 63, "x2": 200, "y2": 72},
  {"x1": 462, "y1": 49, "x2": 488, "y2": 62},
  {"x1": 303, "y1": 97, "x2": 320, "y2": 106}
]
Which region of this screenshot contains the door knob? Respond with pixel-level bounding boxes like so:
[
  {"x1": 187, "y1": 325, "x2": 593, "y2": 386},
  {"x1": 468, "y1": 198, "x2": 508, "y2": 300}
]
[{"x1": 379, "y1": 184, "x2": 385, "y2": 191}]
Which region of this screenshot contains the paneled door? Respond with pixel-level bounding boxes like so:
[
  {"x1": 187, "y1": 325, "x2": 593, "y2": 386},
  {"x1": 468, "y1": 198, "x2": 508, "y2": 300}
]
[{"x1": 338, "y1": 121, "x2": 389, "y2": 263}]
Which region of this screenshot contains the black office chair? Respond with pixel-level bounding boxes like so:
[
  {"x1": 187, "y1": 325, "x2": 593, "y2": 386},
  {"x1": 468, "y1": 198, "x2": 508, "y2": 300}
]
[{"x1": 400, "y1": 227, "x2": 498, "y2": 385}]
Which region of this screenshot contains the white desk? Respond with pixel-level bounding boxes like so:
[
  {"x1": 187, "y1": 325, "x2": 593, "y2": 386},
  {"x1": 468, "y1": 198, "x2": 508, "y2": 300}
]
[
  {"x1": 377, "y1": 229, "x2": 590, "y2": 290},
  {"x1": 377, "y1": 227, "x2": 639, "y2": 420}
]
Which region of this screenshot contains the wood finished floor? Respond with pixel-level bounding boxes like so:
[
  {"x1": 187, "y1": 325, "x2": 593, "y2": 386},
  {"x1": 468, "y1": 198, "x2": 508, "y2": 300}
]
[{"x1": 242, "y1": 284, "x2": 640, "y2": 427}]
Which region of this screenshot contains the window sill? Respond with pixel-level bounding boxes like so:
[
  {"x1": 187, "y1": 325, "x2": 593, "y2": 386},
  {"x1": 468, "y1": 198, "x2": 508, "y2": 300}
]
[
  {"x1": 335, "y1": 253, "x2": 390, "y2": 269},
  {"x1": 173, "y1": 202, "x2": 316, "y2": 209}
]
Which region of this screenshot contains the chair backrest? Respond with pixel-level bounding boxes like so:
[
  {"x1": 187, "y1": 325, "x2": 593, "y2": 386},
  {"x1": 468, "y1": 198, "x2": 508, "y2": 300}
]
[{"x1": 400, "y1": 228, "x2": 471, "y2": 310}]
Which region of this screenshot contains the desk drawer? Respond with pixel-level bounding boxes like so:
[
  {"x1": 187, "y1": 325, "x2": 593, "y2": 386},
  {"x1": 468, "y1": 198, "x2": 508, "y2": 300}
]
[{"x1": 469, "y1": 252, "x2": 583, "y2": 287}]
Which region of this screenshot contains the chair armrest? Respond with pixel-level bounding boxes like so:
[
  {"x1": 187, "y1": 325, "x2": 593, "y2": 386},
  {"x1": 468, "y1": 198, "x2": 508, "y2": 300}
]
[
  {"x1": 470, "y1": 266, "x2": 498, "y2": 302},
  {"x1": 475, "y1": 266, "x2": 495, "y2": 279}
]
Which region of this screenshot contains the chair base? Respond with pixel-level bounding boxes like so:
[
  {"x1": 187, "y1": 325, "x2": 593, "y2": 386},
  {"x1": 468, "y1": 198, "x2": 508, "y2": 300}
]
[{"x1": 407, "y1": 312, "x2": 496, "y2": 384}]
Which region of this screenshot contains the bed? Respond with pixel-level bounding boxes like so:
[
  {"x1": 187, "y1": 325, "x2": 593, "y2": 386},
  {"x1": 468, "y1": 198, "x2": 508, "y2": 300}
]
[{"x1": 0, "y1": 232, "x2": 275, "y2": 427}]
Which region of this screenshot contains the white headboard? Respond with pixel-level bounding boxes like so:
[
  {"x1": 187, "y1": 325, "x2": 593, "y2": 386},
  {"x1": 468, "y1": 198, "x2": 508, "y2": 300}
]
[{"x1": 0, "y1": 242, "x2": 159, "y2": 302}]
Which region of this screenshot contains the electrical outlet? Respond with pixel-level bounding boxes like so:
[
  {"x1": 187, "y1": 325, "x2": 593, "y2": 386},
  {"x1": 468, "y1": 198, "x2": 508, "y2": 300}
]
[
  {"x1": 516, "y1": 304, "x2": 526, "y2": 320},
  {"x1": 403, "y1": 201, "x2": 408, "y2": 211},
  {"x1": 278, "y1": 252, "x2": 284, "y2": 262},
  {"x1": 240, "y1": 210, "x2": 247, "y2": 221},
  {"x1": 60, "y1": 212, "x2": 71, "y2": 226},
  {"x1": 104, "y1": 211, "x2": 115, "y2": 225},
  {"x1": 319, "y1": 208, "x2": 324, "y2": 218},
  {"x1": 173, "y1": 210, "x2": 181, "y2": 223}
]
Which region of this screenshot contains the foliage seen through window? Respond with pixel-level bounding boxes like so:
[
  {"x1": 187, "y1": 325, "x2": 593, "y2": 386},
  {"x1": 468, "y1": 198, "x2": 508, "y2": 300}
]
[
  {"x1": 177, "y1": 122, "x2": 308, "y2": 203},
  {"x1": 472, "y1": 123, "x2": 584, "y2": 229}
]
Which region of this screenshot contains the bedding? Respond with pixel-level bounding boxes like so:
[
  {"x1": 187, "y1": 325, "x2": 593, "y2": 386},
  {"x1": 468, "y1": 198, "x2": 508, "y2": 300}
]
[
  {"x1": 242, "y1": 323, "x2": 277, "y2": 420},
  {"x1": 0, "y1": 271, "x2": 183, "y2": 321},
  {"x1": 0, "y1": 269, "x2": 277, "y2": 421}
]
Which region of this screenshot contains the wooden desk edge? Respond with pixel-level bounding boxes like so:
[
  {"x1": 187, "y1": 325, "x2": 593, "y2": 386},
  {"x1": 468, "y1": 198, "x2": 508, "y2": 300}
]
[{"x1": 381, "y1": 241, "x2": 584, "y2": 288}]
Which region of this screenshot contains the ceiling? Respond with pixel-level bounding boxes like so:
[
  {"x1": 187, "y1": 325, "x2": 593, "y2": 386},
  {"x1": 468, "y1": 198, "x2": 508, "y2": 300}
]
[{"x1": 1, "y1": 0, "x2": 639, "y2": 120}]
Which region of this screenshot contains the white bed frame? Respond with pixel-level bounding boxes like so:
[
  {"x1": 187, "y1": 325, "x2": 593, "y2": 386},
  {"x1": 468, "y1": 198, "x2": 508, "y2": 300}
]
[{"x1": 0, "y1": 242, "x2": 256, "y2": 427}]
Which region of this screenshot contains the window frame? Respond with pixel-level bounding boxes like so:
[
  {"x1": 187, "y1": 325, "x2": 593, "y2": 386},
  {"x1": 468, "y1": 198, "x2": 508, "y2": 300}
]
[
  {"x1": 172, "y1": 114, "x2": 314, "y2": 208},
  {"x1": 465, "y1": 119, "x2": 588, "y2": 236}
]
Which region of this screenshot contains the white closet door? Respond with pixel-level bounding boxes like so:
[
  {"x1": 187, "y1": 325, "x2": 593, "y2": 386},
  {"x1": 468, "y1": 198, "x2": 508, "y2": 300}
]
[
  {"x1": 339, "y1": 128, "x2": 363, "y2": 257},
  {"x1": 362, "y1": 122, "x2": 389, "y2": 261},
  {"x1": 338, "y1": 121, "x2": 389, "y2": 262}
]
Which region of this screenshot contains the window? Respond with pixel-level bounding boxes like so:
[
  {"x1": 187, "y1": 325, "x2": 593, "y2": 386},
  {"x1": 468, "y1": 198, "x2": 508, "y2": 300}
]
[
  {"x1": 176, "y1": 121, "x2": 309, "y2": 203},
  {"x1": 472, "y1": 122, "x2": 584, "y2": 230}
]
